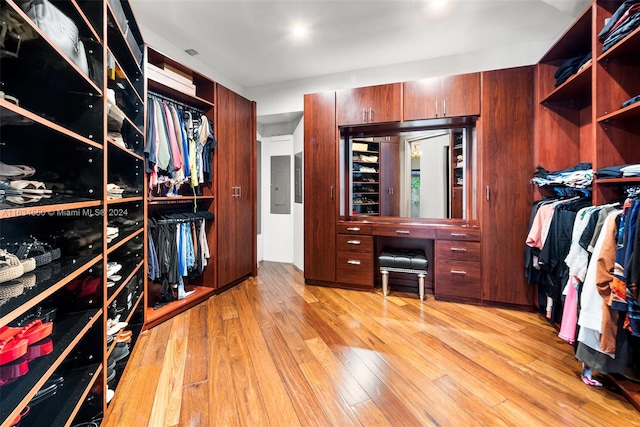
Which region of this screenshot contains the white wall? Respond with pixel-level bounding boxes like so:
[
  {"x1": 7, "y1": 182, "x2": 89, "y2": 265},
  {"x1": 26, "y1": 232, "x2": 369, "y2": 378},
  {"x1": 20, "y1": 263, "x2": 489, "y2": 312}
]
[
  {"x1": 261, "y1": 135, "x2": 295, "y2": 263},
  {"x1": 292, "y1": 119, "x2": 304, "y2": 271},
  {"x1": 245, "y1": 40, "x2": 555, "y2": 117}
]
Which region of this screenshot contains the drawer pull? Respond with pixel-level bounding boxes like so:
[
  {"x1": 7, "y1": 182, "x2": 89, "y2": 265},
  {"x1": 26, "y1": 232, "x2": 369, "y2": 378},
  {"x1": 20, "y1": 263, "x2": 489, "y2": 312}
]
[
  {"x1": 347, "y1": 240, "x2": 361, "y2": 245},
  {"x1": 347, "y1": 227, "x2": 360, "y2": 231},
  {"x1": 395, "y1": 230, "x2": 410, "y2": 234},
  {"x1": 450, "y1": 247, "x2": 467, "y2": 252},
  {"x1": 347, "y1": 260, "x2": 361, "y2": 265},
  {"x1": 450, "y1": 270, "x2": 467, "y2": 275},
  {"x1": 450, "y1": 233, "x2": 466, "y2": 237}
]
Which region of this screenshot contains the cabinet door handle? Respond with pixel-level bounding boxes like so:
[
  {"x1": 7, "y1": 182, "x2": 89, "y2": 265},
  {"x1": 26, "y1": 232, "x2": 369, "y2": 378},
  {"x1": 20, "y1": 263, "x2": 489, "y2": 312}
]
[
  {"x1": 347, "y1": 227, "x2": 360, "y2": 231},
  {"x1": 232, "y1": 186, "x2": 237, "y2": 197},
  {"x1": 238, "y1": 186, "x2": 242, "y2": 198},
  {"x1": 396, "y1": 230, "x2": 410, "y2": 234},
  {"x1": 369, "y1": 107, "x2": 372, "y2": 122},
  {"x1": 330, "y1": 186, "x2": 333, "y2": 199},
  {"x1": 347, "y1": 240, "x2": 361, "y2": 245},
  {"x1": 450, "y1": 233, "x2": 466, "y2": 237},
  {"x1": 347, "y1": 259, "x2": 361, "y2": 265},
  {"x1": 363, "y1": 108, "x2": 366, "y2": 123},
  {"x1": 450, "y1": 247, "x2": 467, "y2": 252},
  {"x1": 450, "y1": 270, "x2": 467, "y2": 275},
  {"x1": 443, "y1": 99, "x2": 446, "y2": 116},
  {"x1": 486, "y1": 185, "x2": 490, "y2": 201},
  {"x1": 435, "y1": 100, "x2": 438, "y2": 117}
]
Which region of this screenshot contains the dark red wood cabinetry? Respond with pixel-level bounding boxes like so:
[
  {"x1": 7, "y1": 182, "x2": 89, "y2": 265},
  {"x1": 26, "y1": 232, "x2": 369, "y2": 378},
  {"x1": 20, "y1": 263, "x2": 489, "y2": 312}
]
[
  {"x1": 403, "y1": 73, "x2": 480, "y2": 120},
  {"x1": 216, "y1": 85, "x2": 257, "y2": 288},
  {"x1": 479, "y1": 66, "x2": 534, "y2": 307},
  {"x1": 304, "y1": 92, "x2": 337, "y2": 284},
  {"x1": 336, "y1": 83, "x2": 401, "y2": 125}
]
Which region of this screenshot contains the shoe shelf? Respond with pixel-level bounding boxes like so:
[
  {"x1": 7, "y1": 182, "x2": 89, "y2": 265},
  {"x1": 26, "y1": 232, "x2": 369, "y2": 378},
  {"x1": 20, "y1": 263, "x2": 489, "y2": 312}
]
[
  {"x1": 24, "y1": 363, "x2": 102, "y2": 427},
  {"x1": 0, "y1": 255, "x2": 101, "y2": 326},
  {"x1": 106, "y1": 195, "x2": 143, "y2": 205},
  {"x1": 107, "y1": 259, "x2": 143, "y2": 304},
  {"x1": 0, "y1": 308, "x2": 102, "y2": 424},
  {"x1": 106, "y1": 227, "x2": 143, "y2": 255},
  {"x1": 106, "y1": 2, "x2": 143, "y2": 80}
]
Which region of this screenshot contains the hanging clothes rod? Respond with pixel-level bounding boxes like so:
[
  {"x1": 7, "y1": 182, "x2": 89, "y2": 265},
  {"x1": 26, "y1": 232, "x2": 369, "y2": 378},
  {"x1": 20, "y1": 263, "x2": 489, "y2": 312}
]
[{"x1": 148, "y1": 90, "x2": 205, "y2": 116}]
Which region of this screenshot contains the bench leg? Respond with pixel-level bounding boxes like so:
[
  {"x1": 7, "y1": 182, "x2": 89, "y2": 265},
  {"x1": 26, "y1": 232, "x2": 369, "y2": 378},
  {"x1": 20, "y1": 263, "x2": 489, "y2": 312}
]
[
  {"x1": 418, "y1": 273, "x2": 425, "y2": 301},
  {"x1": 381, "y1": 270, "x2": 389, "y2": 297}
]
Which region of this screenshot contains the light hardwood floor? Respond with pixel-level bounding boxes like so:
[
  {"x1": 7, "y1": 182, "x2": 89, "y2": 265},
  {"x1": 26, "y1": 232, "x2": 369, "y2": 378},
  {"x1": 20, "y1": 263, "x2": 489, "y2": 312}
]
[{"x1": 105, "y1": 261, "x2": 640, "y2": 426}]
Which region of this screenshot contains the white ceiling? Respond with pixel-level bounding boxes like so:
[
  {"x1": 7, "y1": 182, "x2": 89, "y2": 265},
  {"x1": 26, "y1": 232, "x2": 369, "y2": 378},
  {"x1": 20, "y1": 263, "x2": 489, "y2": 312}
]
[{"x1": 129, "y1": 0, "x2": 590, "y2": 90}]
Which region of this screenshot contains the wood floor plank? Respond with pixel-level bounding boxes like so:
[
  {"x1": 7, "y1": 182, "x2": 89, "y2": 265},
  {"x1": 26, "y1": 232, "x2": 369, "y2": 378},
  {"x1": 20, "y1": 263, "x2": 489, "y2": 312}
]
[
  {"x1": 179, "y1": 382, "x2": 210, "y2": 427},
  {"x1": 260, "y1": 324, "x2": 332, "y2": 427},
  {"x1": 148, "y1": 311, "x2": 190, "y2": 426},
  {"x1": 304, "y1": 337, "x2": 370, "y2": 406},
  {"x1": 305, "y1": 301, "x2": 425, "y2": 426},
  {"x1": 208, "y1": 335, "x2": 241, "y2": 426},
  {"x1": 231, "y1": 285, "x2": 302, "y2": 426},
  {"x1": 109, "y1": 262, "x2": 640, "y2": 426},
  {"x1": 111, "y1": 364, "x2": 164, "y2": 427},
  {"x1": 223, "y1": 316, "x2": 270, "y2": 426},
  {"x1": 184, "y1": 303, "x2": 209, "y2": 385},
  {"x1": 413, "y1": 330, "x2": 507, "y2": 406},
  {"x1": 350, "y1": 399, "x2": 393, "y2": 427},
  {"x1": 433, "y1": 375, "x2": 512, "y2": 427},
  {"x1": 299, "y1": 360, "x2": 363, "y2": 426},
  {"x1": 140, "y1": 318, "x2": 172, "y2": 367}
]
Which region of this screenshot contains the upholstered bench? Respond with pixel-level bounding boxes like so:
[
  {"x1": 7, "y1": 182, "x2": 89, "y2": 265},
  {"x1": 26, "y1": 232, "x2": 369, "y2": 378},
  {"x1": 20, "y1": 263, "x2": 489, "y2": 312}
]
[{"x1": 379, "y1": 249, "x2": 428, "y2": 300}]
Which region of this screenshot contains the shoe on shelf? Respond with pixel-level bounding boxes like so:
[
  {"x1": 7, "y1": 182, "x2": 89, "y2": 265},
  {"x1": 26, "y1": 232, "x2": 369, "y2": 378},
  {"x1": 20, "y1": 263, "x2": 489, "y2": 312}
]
[
  {"x1": 111, "y1": 341, "x2": 129, "y2": 363},
  {"x1": 106, "y1": 315, "x2": 127, "y2": 337}
]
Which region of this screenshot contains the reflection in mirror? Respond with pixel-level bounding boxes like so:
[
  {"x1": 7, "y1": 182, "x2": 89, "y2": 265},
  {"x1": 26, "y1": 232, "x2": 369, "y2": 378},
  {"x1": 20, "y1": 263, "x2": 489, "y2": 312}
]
[{"x1": 340, "y1": 126, "x2": 476, "y2": 220}]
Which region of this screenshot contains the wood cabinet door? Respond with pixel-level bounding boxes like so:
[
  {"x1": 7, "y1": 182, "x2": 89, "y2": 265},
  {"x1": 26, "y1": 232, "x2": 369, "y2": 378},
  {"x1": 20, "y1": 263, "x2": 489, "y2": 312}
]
[
  {"x1": 216, "y1": 85, "x2": 238, "y2": 287},
  {"x1": 336, "y1": 83, "x2": 401, "y2": 125},
  {"x1": 304, "y1": 92, "x2": 337, "y2": 283},
  {"x1": 234, "y1": 92, "x2": 256, "y2": 279},
  {"x1": 479, "y1": 66, "x2": 534, "y2": 307},
  {"x1": 403, "y1": 77, "x2": 440, "y2": 120},
  {"x1": 440, "y1": 73, "x2": 480, "y2": 118}
]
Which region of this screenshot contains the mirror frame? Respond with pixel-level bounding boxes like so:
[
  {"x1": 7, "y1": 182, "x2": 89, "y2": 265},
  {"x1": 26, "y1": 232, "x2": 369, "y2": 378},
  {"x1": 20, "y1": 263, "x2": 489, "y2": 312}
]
[{"x1": 338, "y1": 117, "x2": 479, "y2": 225}]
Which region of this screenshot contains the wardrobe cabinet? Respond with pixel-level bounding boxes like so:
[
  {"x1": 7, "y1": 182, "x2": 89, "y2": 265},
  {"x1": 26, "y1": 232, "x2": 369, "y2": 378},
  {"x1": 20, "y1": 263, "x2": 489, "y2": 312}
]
[
  {"x1": 143, "y1": 46, "x2": 218, "y2": 329},
  {"x1": 303, "y1": 92, "x2": 337, "y2": 284},
  {"x1": 0, "y1": 1, "x2": 144, "y2": 426},
  {"x1": 479, "y1": 66, "x2": 534, "y2": 307},
  {"x1": 336, "y1": 83, "x2": 401, "y2": 125},
  {"x1": 403, "y1": 73, "x2": 480, "y2": 121},
  {"x1": 215, "y1": 85, "x2": 257, "y2": 289}
]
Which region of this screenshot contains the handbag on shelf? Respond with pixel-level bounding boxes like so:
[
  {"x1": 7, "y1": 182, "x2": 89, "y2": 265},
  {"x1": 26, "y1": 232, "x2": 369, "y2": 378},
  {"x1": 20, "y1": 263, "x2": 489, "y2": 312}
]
[
  {"x1": 0, "y1": 4, "x2": 38, "y2": 58},
  {"x1": 14, "y1": 0, "x2": 89, "y2": 75}
]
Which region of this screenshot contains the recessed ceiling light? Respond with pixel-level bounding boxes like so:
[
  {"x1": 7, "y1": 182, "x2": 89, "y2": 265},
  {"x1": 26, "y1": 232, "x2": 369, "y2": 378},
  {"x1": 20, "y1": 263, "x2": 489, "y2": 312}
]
[
  {"x1": 431, "y1": 0, "x2": 448, "y2": 9},
  {"x1": 292, "y1": 24, "x2": 307, "y2": 39},
  {"x1": 184, "y1": 48, "x2": 199, "y2": 56}
]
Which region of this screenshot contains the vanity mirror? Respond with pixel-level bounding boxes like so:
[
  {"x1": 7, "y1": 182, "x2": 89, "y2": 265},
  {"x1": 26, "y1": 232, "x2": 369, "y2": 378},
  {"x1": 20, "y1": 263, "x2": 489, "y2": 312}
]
[{"x1": 339, "y1": 125, "x2": 477, "y2": 220}]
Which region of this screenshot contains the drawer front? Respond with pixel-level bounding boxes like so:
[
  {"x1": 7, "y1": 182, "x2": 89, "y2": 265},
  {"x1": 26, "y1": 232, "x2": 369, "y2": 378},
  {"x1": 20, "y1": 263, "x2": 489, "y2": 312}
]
[
  {"x1": 337, "y1": 223, "x2": 372, "y2": 235},
  {"x1": 435, "y1": 260, "x2": 481, "y2": 299},
  {"x1": 436, "y1": 240, "x2": 481, "y2": 262},
  {"x1": 436, "y1": 228, "x2": 480, "y2": 242},
  {"x1": 372, "y1": 225, "x2": 436, "y2": 239},
  {"x1": 337, "y1": 235, "x2": 373, "y2": 253},
  {"x1": 336, "y1": 251, "x2": 374, "y2": 286}
]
